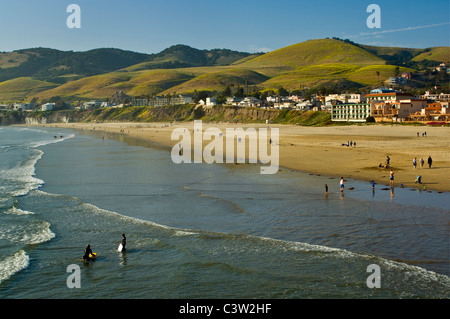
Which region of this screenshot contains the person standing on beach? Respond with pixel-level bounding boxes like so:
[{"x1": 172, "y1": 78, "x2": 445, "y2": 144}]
[
  {"x1": 428, "y1": 156, "x2": 433, "y2": 168},
  {"x1": 413, "y1": 157, "x2": 417, "y2": 169},
  {"x1": 389, "y1": 170, "x2": 394, "y2": 185},
  {"x1": 340, "y1": 177, "x2": 344, "y2": 192},
  {"x1": 420, "y1": 157, "x2": 424, "y2": 169}
]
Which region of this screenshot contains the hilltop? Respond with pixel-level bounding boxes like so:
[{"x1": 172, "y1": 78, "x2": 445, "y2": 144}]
[{"x1": 0, "y1": 38, "x2": 448, "y2": 103}]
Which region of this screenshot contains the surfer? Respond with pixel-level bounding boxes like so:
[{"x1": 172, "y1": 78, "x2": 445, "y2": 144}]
[
  {"x1": 121, "y1": 234, "x2": 127, "y2": 251},
  {"x1": 83, "y1": 244, "x2": 94, "y2": 261}
]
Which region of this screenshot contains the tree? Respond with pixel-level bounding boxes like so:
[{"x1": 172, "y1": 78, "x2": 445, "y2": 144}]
[
  {"x1": 221, "y1": 85, "x2": 232, "y2": 98},
  {"x1": 278, "y1": 87, "x2": 289, "y2": 97},
  {"x1": 234, "y1": 87, "x2": 244, "y2": 98}
]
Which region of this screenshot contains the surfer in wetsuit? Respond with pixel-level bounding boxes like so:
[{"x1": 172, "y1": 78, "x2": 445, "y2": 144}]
[
  {"x1": 121, "y1": 234, "x2": 126, "y2": 251},
  {"x1": 83, "y1": 244, "x2": 94, "y2": 261}
]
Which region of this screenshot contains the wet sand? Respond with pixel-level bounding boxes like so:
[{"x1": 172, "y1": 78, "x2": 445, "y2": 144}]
[{"x1": 41, "y1": 122, "x2": 450, "y2": 193}]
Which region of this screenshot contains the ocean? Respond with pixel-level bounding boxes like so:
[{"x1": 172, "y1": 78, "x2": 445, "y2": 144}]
[{"x1": 0, "y1": 125, "x2": 449, "y2": 299}]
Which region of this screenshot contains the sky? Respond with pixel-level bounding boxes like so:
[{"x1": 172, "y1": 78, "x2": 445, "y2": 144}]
[{"x1": 0, "y1": 0, "x2": 449, "y2": 54}]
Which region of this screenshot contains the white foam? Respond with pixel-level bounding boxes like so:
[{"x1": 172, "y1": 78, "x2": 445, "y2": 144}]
[
  {"x1": 5, "y1": 206, "x2": 34, "y2": 215},
  {"x1": 24, "y1": 221, "x2": 56, "y2": 245},
  {"x1": 0, "y1": 149, "x2": 45, "y2": 197},
  {"x1": 29, "y1": 133, "x2": 75, "y2": 148},
  {"x1": 0, "y1": 250, "x2": 30, "y2": 284},
  {"x1": 0, "y1": 221, "x2": 55, "y2": 245}
]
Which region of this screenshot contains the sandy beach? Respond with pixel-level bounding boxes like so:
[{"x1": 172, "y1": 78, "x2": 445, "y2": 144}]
[{"x1": 40, "y1": 121, "x2": 450, "y2": 193}]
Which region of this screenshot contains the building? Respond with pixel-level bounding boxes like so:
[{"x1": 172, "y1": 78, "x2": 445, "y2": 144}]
[
  {"x1": 131, "y1": 95, "x2": 193, "y2": 107},
  {"x1": 325, "y1": 94, "x2": 366, "y2": 112},
  {"x1": 238, "y1": 97, "x2": 261, "y2": 107},
  {"x1": 419, "y1": 91, "x2": 450, "y2": 102},
  {"x1": 367, "y1": 88, "x2": 427, "y2": 122},
  {"x1": 205, "y1": 97, "x2": 218, "y2": 107},
  {"x1": 41, "y1": 103, "x2": 55, "y2": 111},
  {"x1": 225, "y1": 97, "x2": 243, "y2": 106},
  {"x1": 389, "y1": 76, "x2": 407, "y2": 86},
  {"x1": 331, "y1": 103, "x2": 371, "y2": 122},
  {"x1": 296, "y1": 101, "x2": 314, "y2": 110},
  {"x1": 407, "y1": 102, "x2": 450, "y2": 122}
]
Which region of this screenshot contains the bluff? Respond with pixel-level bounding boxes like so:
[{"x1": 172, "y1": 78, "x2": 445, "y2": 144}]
[{"x1": 2, "y1": 105, "x2": 332, "y2": 126}]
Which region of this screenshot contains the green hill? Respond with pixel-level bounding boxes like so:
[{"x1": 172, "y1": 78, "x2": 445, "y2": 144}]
[
  {"x1": 0, "y1": 39, "x2": 448, "y2": 102},
  {"x1": 412, "y1": 47, "x2": 450, "y2": 63},
  {"x1": 0, "y1": 77, "x2": 58, "y2": 102},
  {"x1": 0, "y1": 48, "x2": 151, "y2": 83},
  {"x1": 240, "y1": 39, "x2": 385, "y2": 73}
]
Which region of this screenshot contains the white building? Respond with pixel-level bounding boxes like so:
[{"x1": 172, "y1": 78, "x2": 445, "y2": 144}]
[
  {"x1": 296, "y1": 101, "x2": 314, "y2": 110},
  {"x1": 225, "y1": 97, "x2": 243, "y2": 106},
  {"x1": 13, "y1": 103, "x2": 31, "y2": 111},
  {"x1": 206, "y1": 97, "x2": 217, "y2": 107},
  {"x1": 41, "y1": 103, "x2": 55, "y2": 111},
  {"x1": 239, "y1": 97, "x2": 261, "y2": 107}
]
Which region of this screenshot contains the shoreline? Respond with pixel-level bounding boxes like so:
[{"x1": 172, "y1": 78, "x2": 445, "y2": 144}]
[{"x1": 27, "y1": 121, "x2": 450, "y2": 193}]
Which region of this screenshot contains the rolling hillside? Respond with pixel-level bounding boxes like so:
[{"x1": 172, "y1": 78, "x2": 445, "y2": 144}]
[{"x1": 0, "y1": 39, "x2": 448, "y2": 102}]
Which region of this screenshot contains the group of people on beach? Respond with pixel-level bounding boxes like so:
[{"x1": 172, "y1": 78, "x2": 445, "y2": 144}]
[
  {"x1": 412, "y1": 156, "x2": 432, "y2": 169},
  {"x1": 417, "y1": 131, "x2": 427, "y2": 137},
  {"x1": 83, "y1": 234, "x2": 127, "y2": 261},
  {"x1": 342, "y1": 141, "x2": 356, "y2": 147},
  {"x1": 323, "y1": 177, "x2": 347, "y2": 194}
]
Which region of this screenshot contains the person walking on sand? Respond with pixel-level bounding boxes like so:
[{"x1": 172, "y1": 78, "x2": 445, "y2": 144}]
[
  {"x1": 389, "y1": 170, "x2": 394, "y2": 185},
  {"x1": 340, "y1": 177, "x2": 344, "y2": 192},
  {"x1": 428, "y1": 155, "x2": 433, "y2": 168},
  {"x1": 420, "y1": 157, "x2": 424, "y2": 169},
  {"x1": 413, "y1": 157, "x2": 417, "y2": 169}
]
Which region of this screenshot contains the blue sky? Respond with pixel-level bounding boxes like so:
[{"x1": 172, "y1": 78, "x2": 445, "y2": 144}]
[{"x1": 0, "y1": 0, "x2": 448, "y2": 53}]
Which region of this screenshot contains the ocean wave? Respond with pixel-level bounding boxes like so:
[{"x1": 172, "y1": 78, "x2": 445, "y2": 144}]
[
  {"x1": 0, "y1": 220, "x2": 55, "y2": 245},
  {"x1": 33, "y1": 190, "x2": 450, "y2": 284},
  {"x1": 5, "y1": 206, "x2": 34, "y2": 215},
  {"x1": 0, "y1": 250, "x2": 30, "y2": 284},
  {"x1": 29, "y1": 133, "x2": 75, "y2": 148},
  {"x1": 0, "y1": 149, "x2": 45, "y2": 197}
]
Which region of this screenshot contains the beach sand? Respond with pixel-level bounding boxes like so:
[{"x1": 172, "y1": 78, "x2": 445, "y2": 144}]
[{"x1": 41, "y1": 122, "x2": 450, "y2": 193}]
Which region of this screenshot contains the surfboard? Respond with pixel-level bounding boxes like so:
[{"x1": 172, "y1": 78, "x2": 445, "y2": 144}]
[
  {"x1": 118, "y1": 243, "x2": 123, "y2": 252},
  {"x1": 89, "y1": 252, "x2": 97, "y2": 259}
]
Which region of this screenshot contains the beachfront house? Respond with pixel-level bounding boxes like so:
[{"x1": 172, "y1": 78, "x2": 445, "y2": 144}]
[
  {"x1": 238, "y1": 97, "x2": 261, "y2": 107},
  {"x1": 13, "y1": 103, "x2": 34, "y2": 111},
  {"x1": 206, "y1": 97, "x2": 218, "y2": 107},
  {"x1": 366, "y1": 89, "x2": 426, "y2": 122},
  {"x1": 407, "y1": 102, "x2": 450, "y2": 122},
  {"x1": 225, "y1": 97, "x2": 243, "y2": 106},
  {"x1": 41, "y1": 103, "x2": 55, "y2": 111},
  {"x1": 131, "y1": 95, "x2": 193, "y2": 107}
]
